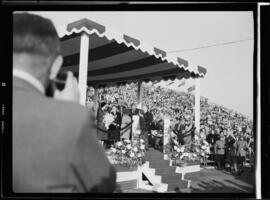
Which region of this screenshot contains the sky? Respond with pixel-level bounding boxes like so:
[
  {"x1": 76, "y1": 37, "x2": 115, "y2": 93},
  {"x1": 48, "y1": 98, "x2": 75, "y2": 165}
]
[{"x1": 29, "y1": 11, "x2": 254, "y2": 119}]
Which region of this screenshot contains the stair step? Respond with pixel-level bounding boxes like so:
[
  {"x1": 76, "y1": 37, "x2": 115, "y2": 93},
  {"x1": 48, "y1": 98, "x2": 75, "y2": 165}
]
[
  {"x1": 147, "y1": 148, "x2": 163, "y2": 152},
  {"x1": 167, "y1": 181, "x2": 189, "y2": 192},
  {"x1": 118, "y1": 180, "x2": 137, "y2": 190},
  {"x1": 149, "y1": 161, "x2": 171, "y2": 168},
  {"x1": 144, "y1": 149, "x2": 191, "y2": 192},
  {"x1": 146, "y1": 158, "x2": 168, "y2": 162},
  {"x1": 146, "y1": 151, "x2": 163, "y2": 156},
  {"x1": 146, "y1": 154, "x2": 166, "y2": 158},
  {"x1": 184, "y1": 172, "x2": 202, "y2": 179},
  {"x1": 146, "y1": 153, "x2": 164, "y2": 157},
  {"x1": 155, "y1": 168, "x2": 176, "y2": 175},
  {"x1": 146, "y1": 151, "x2": 163, "y2": 155},
  {"x1": 145, "y1": 155, "x2": 164, "y2": 160},
  {"x1": 161, "y1": 174, "x2": 183, "y2": 182},
  {"x1": 146, "y1": 158, "x2": 165, "y2": 163},
  {"x1": 162, "y1": 177, "x2": 184, "y2": 184}
]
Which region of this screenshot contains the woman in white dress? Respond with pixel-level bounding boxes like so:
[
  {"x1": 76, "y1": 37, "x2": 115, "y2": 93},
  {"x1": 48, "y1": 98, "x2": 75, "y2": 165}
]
[{"x1": 120, "y1": 109, "x2": 132, "y2": 140}]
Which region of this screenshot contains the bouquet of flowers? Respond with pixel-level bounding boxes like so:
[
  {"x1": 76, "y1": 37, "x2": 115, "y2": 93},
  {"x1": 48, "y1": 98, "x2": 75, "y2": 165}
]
[
  {"x1": 108, "y1": 139, "x2": 146, "y2": 168},
  {"x1": 191, "y1": 134, "x2": 211, "y2": 164},
  {"x1": 169, "y1": 137, "x2": 200, "y2": 167},
  {"x1": 103, "y1": 113, "x2": 115, "y2": 129},
  {"x1": 151, "y1": 130, "x2": 163, "y2": 137}
]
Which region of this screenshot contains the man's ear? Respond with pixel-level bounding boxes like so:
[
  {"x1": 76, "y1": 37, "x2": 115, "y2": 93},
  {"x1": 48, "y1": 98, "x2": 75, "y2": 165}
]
[{"x1": 49, "y1": 55, "x2": 63, "y2": 80}]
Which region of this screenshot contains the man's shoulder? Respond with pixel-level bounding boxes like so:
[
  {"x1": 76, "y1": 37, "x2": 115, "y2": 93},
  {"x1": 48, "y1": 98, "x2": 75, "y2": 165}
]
[{"x1": 48, "y1": 99, "x2": 92, "y2": 121}]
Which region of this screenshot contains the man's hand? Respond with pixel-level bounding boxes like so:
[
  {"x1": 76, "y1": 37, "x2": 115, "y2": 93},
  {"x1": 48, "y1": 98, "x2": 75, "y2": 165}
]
[{"x1": 54, "y1": 71, "x2": 80, "y2": 103}]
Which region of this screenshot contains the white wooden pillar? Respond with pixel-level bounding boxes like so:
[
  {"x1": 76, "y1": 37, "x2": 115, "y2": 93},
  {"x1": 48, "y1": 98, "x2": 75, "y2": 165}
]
[
  {"x1": 94, "y1": 85, "x2": 98, "y2": 103},
  {"x1": 195, "y1": 78, "x2": 200, "y2": 133},
  {"x1": 163, "y1": 116, "x2": 171, "y2": 160},
  {"x1": 78, "y1": 33, "x2": 89, "y2": 106},
  {"x1": 137, "y1": 80, "x2": 142, "y2": 109},
  {"x1": 93, "y1": 85, "x2": 98, "y2": 119}
]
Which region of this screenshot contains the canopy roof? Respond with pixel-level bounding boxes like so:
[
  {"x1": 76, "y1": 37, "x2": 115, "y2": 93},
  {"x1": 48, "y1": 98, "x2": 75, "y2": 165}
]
[{"x1": 59, "y1": 18, "x2": 207, "y2": 87}]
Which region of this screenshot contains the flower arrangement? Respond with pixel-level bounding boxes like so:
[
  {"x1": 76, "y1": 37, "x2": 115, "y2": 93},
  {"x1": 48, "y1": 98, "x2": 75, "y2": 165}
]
[
  {"x1": 108, "y1": 139, "x2": 146, "y2": 168},
  {"x1": 169, "y1": 133, "x2": 211, "y2": 167},
  {"x1": 103, "y1": 113, "x2": 115, "y2": 129},
  {"x1": 194, "y1": 134, "x2": 211, "y2": 164},
  {"x1": 151, "y1": 130, "x2": 162, "y2": 137},
  {"x1": 169, "y1": 138, "x2": 199, "y2": 166}
]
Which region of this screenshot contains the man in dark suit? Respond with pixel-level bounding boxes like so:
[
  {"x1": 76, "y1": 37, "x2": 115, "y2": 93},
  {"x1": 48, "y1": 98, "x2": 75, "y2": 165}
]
[
  {"x1": 173, "y1": 118, "x2": 186, "y2": 145},
  {"x1": 13, "y1": 13, "x2": 116, "y2": 193},
  {"x1": 130, "y1": 103, "x2": 140, "y2": 116},
  {"x1": 139, "y1": 105, "x2": 153, "y2": 150}
]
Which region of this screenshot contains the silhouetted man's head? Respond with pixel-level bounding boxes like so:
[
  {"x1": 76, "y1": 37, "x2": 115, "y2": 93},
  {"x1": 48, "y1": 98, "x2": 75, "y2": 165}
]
[{"x1": 13, "y1": 12, "x2": 63, "y2": 87}]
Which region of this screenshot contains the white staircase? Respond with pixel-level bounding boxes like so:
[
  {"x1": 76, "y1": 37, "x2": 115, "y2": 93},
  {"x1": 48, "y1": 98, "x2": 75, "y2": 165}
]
[{"x1": 139, "y1": 161, "x2": 168, "y2": 192}]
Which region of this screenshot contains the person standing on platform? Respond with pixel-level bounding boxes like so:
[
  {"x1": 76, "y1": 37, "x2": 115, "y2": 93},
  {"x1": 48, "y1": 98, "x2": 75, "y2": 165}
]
[
  {"x1": 97, "y1": 102, "x2": 109, "y2": 145},
  {"x1": 139, "y1": 105, "x2": 153, "y2": 150},
  {"x1": 129, "y1": 103, "x2": 141, "y2": 140},
  {"x1": 109, "y1": 105, "x2": 122, "y2": 142},
  {"x1": 149, "y1": 116, "x2": 159, "y2": 149},
  {"x1": 174, "y1": 117, "x2": 186, "y2": 145},
  {"x1": 120, "y1": 108, "x2": 132, "y2": 141},
  {"x1": 130, "y1": 103, "x2": 140, "y2": 116},
  {"x1": 235, "y1": 135, "x2": 249, "y2": 175},
  {"x1": 214, "y1": 135, "x2": 226, "y2": 170},
  {"x1": 206, "y1": 129, "x2": 216, "y2": 161},
  {"x1": 225, "y1": 130, "x2": 238, "y2": 174},
  {"x1": 12, "y1": 13, "x2": 116, "y2": 193}
]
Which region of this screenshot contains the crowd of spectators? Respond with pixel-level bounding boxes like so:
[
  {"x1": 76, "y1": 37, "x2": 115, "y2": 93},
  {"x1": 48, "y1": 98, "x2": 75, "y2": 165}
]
[{"x1": 86, "y1": 82, "x2": 254, "y2": 174}]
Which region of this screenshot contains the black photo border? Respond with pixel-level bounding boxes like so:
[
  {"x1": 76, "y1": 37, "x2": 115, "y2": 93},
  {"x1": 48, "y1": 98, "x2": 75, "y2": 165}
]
[{"x1": 1, "y1": 1, "x2": 268, "y2": 199}]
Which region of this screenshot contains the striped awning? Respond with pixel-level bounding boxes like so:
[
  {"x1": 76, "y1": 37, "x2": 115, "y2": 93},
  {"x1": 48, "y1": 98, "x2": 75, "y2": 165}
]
[{"x1": 59, "y1": 18, "x2": 207, "y2": 87}]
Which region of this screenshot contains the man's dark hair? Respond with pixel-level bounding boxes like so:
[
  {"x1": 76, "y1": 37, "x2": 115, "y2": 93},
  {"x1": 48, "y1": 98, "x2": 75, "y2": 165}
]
[{"x1": 13, "y1": 12, "x2": 60, "y2": 57}]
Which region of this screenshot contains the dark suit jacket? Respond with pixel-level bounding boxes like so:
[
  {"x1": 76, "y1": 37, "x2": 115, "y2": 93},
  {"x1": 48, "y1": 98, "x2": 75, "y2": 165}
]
[
  {"x1": 129, "y1": 108, "x2": 140, "y2": 117},
  {"x1": 96, "y1": 108, "x2": 108, "y2": 140},
  {"x1": 13, "y1": 77, "x2": 116, "y2": 193},
  {"x1": 140, "y1": 112, "x2": 153, "y2": 131},
  {"x1": 214, "y1": 140, "x2": 225, "y2": 155}
]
